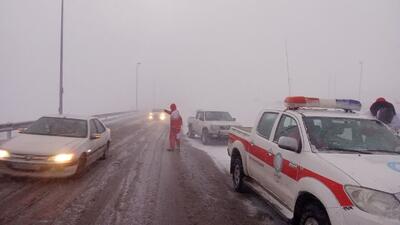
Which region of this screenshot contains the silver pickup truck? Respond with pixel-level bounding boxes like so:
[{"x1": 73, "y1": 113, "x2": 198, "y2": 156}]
[{"x1": 187, "y1": 110, "x2": 239, "y2": 145}]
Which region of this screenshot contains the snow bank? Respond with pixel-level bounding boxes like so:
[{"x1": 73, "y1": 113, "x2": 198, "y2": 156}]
[{"x1": 185, "y1": 137, "x2": 230, "y2": 174}]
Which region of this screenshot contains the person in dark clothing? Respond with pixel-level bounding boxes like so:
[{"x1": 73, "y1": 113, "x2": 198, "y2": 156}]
[
  {"x1": 377, "y1": 107, "x2": 395, "y2": 124},
  {"x1": 370, "y1": 97, "x2": 396, "y2": 117}
]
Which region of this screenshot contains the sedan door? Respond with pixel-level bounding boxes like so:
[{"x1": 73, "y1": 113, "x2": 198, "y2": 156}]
[
  {"x1": 94, "y1": 119, "x2": 108, "y2": 152},
  {"x1": 87, "y1": 119, "x2": 101, "y2": 164}
]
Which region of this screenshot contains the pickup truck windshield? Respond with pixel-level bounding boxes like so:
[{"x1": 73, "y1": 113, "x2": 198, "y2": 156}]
[
  {"x1": 205, "y1": 112, "x2": 233, "y2": 121},
  {"x1": 23, "y1": 117, "x2": 88, "y2": 138},
  {"x1": 304, "y1": 117, "x2": 400, "y2": 154}
]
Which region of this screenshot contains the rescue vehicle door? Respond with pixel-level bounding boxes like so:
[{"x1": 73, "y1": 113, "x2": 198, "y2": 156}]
[
  {"x1": 271, "y1": 114, "x2": 302, "y2": 210},
  {"x1": 250, "y1": 112, "x2": 279, "y2": 190}
]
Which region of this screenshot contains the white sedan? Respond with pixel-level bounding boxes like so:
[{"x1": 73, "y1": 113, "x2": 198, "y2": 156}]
[{"x1": 0, "y1": 115, "x2": 111, "y2": 178}]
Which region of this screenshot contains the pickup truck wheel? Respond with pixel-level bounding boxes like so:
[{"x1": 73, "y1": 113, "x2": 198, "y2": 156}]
[
  {"x1": 298, "y1": 202, "x2": 331, "y2": 225},
  {"x1": 232, "y1": 158, "x2": 246, "y2": 193},
  {"x1": 188, "y1": 125, "x2": 195, "y2": 138},
  {"x1": 201, "y1": 129, "x2": 210, "y2": 145}
]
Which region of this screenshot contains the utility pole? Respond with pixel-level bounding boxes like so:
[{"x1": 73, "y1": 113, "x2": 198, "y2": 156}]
[
  {"x1": 285, "y1": 40, "x2": 292, "y2": 96},
  {"x1": 58, "y1": 0, "x2": 64, "y2": 115},
  {"x1": 152, "y1": 76, "x2": 156, "y2": 109},
  {"x1": 136, "y1": 62, "x2": 141, "y2": 111},
  {"x1": 358, "y1": 61, "x2": 364, "y2": 100}
]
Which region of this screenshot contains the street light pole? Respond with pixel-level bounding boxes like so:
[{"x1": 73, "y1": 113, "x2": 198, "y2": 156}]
[
  {"x1": 58, "y1": 0, "x2": 64, "y2": 115},
  {"x1": 136, "y1": 62, "x2": 141, "y2": 111}
]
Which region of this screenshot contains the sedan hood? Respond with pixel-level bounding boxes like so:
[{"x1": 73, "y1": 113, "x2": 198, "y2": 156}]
[
  {"x1": 0, "y1": 133, "x2": 85, "y2": 155},
  {"x1": 318, "y1": 153, "x2": 400, "y2": 193}
]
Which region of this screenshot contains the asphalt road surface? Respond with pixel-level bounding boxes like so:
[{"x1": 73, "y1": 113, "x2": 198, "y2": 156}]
[{"x1": 0, "y1": 116, "x2": 287, "y2": 225}]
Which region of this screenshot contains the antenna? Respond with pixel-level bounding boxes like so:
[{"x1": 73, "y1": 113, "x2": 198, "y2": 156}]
[
  {"x1": 358, "y1": 61, "x2": 364, "y2": 100},
  {"x1": 285, "y1": 40, "x2": 292, "y2": 96}
]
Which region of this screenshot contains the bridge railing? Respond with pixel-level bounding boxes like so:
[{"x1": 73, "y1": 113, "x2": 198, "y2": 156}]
[{"x1": 0, "y1": 111, "x2": 135, "y2": 140}]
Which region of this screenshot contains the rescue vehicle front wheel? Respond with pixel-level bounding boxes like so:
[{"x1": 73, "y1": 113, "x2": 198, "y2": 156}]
[
  {"x1": 232, "y1": 158, "x2": 246, "y2": 193},
  {"x1": 298, "y1": 202, "x2": 330, "y2": 225}
]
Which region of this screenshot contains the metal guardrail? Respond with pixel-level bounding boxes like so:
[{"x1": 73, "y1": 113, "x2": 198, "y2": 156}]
[{"x1": 0, "y1": 111, "x2": 135, "y2": 140}]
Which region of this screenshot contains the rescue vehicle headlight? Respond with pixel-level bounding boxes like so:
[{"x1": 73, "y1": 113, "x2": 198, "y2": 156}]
[{"x1": 345, "y1": 186, "x2": 400, "y2": 220}]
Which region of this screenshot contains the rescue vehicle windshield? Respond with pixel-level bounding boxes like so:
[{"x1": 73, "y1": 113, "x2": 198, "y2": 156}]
[
  {"x1": 204, "y1": 111, "x2": 234, "y2": 121},
  {"x1": 304, "y1": 117, "x2": 400, "y2": 154}
]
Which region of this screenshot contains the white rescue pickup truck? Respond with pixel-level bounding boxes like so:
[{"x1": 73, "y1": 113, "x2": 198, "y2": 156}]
[
  {"x1": 188, "y1": 110, "x2": 239, "y2": 145},
  {"x1": 228, "y1": 97, "x2": 400, "y2": 225}
]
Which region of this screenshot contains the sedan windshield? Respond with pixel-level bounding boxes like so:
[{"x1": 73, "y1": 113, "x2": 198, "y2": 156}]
[
  {"x1": 205, "y1": 112, "x2": 233, "y2": 121},
  {"x1": 304, "y1": 117, "x2": 400, "y2": 154},
  {"x1": 24, "y1": 117, "x2": 88, "y2": 138}
]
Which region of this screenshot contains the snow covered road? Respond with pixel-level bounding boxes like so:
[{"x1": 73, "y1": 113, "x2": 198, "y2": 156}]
[{"x1": 0, "y1": 115, "x2": 287, "y2": 225}]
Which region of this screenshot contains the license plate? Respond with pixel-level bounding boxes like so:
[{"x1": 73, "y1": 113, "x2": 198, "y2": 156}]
[{"x1": 10, "y1": 162, "x2": 42, "y2": 171}]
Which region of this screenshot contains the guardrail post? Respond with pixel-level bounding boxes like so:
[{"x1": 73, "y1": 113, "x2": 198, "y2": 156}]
[{"x1": 7, "y1": 130, "x2": 12, "y2": 139}]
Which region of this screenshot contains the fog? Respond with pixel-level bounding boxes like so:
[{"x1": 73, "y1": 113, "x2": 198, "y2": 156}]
[{"x1": 1, "y1": 0, "x2": 400, "y2": 124}]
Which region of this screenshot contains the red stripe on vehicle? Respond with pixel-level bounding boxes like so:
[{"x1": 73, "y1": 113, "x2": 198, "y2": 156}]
[
  {"x1": 297, "y1": 168, "x2": 353, "y2": 207},
  {"x1": 229, "y1": 133, "x2": 353, "y2": 207},
  {"x1": 281, "y1": 160, "x2": 298, "y2": 180}
]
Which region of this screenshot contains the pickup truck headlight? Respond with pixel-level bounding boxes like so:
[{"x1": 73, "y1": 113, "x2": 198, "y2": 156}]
[
  {"x1": 0, "y1": 149, "x2": 10, "y2": 159},
  {"x1": 210, "y1": 125, "x2": 220, "y2": 131},
  {"x1": 345, "y1": 185, "x2": 400, "y2": 220},
  {"x1": 49, "y1": 153, "x2": 74, "y2": 163}
]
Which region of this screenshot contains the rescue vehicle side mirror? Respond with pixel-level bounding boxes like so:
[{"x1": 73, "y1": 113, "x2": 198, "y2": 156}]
[{"x1": 278, "y1": 136, "x2": 299, "y2": 152}]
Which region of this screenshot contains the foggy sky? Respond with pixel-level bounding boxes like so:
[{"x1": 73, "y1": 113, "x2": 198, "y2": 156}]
[{"x1": 1, "y1": 0, "x2": 400, "y2": 124}]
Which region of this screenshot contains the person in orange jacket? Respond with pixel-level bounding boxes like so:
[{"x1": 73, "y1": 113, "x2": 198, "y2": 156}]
[{"x1": 164, "y1": 103, "x2": 183, "y2": 151}]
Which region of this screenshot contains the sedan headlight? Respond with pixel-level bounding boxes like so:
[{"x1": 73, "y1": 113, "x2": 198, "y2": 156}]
[
  {"x1": 50, "y1": 153, "x2": 74, "y2": 163},
  {"x1": 345, "y1": 185, "x2": 400, "y2": 220},
  {"x1": 0, "y1": 149, "x2": 10, "y2": 159}
]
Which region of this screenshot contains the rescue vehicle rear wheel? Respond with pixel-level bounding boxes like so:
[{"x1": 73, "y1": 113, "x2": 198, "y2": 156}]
[
  {"x1": 298, "y1": 202, "x2": 330, "y2": 225},
  {"x1": 232, "y1": 158, "x2": 246, "y2": 193}
]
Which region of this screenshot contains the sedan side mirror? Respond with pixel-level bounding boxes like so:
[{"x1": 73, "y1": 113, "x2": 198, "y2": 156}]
[
  {"x1": 90, "y1": 133, "x2": 101, "y2": 140},
  {"x1": 278, "y1": 136, "x2": 299, "y2": 152}
]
